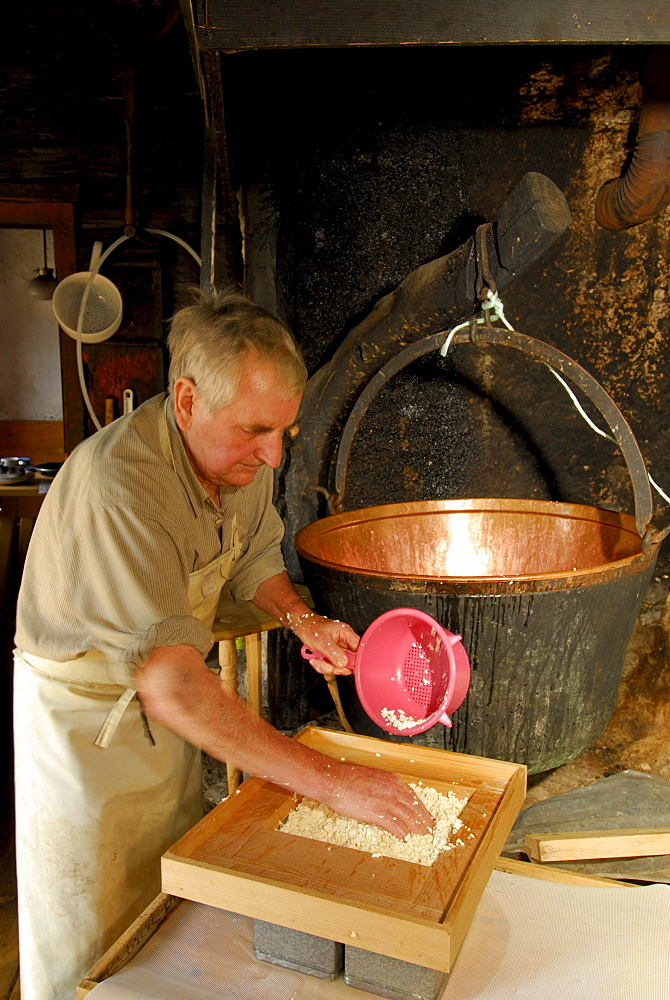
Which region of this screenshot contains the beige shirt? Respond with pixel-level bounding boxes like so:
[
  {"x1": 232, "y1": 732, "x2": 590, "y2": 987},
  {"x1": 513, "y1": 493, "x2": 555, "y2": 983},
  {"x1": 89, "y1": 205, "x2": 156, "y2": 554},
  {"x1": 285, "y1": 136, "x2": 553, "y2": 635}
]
[{"x1": 15, "y1": 394, "x2": 287, "y2": 684}]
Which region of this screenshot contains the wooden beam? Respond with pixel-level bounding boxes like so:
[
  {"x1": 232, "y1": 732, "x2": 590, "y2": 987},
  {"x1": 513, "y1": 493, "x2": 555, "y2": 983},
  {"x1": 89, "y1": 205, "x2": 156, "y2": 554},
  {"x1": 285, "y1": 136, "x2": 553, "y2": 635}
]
[
  {"x1": 0, "y1": 421, "x2": 65, "y2": 464},
  {"x1": 178, "y1": 0, "x2": 209, "y2": 116},
  {"x1": 200, "y1": 51, "x2": 243, "y2": 288},
  {"x1": 200, "y1": 123, "x2": 217, "y2": 296},
  {"x1": 76, "y1": 894, "x2": 181, "y2": 999},
  {"x1": 201, "y1": 51, "x2": 234, "y2": 213},
  {"x1": 526, "y1": 828, "x2": 670, "y2": 863},
  {"x1": 196, "y1": 0, "x2": 670, "y2": 50}
]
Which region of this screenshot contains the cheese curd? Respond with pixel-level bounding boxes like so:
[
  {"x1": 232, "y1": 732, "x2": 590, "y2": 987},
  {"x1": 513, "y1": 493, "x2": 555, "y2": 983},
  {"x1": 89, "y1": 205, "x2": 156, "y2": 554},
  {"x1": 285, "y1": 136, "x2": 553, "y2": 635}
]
[
  {"x1": 380, "y1": 707, "x2": 427, "y2": 730},
  {"x1": 279, "y1": 782, "x2": 468, "y2": 866}
]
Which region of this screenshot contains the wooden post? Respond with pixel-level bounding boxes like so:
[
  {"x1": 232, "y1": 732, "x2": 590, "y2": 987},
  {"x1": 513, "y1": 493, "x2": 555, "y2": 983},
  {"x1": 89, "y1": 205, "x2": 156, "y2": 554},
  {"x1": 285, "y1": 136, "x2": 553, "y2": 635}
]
[
  {"x1": 218, "y1": 638, "x2": 241, "y2": 793},
  {"x1": 244, "y1": 634, "x2": 263, "y2": 717}
]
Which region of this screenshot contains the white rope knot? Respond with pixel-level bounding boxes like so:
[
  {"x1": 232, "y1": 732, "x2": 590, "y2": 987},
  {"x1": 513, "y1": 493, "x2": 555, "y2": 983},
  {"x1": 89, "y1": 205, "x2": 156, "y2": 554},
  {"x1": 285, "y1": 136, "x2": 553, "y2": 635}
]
[
  {"x1": 479, "y1": 288, "x2": 510, "y2": 326},
  {"x1": 439, "y1": 288, "x2": 514, "y2": 358}
]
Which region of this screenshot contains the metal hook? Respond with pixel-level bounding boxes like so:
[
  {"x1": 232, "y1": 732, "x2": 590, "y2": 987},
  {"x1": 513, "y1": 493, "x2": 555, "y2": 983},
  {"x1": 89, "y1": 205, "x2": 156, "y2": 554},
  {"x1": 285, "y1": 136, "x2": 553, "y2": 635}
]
[{"x1": 474, "y1": 222, "x2": 498, "y2": 302}]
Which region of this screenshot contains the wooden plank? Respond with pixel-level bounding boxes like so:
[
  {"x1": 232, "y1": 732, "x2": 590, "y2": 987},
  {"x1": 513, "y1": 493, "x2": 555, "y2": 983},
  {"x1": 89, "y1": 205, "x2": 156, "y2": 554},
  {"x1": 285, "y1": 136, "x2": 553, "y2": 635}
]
[
  {"x1": 296, "y1": 728, "x2": 520, "y2": 791},
  {"x1": 200, "y1": 123, "x2": 217, "y2": 297},
  {"x1": 162, "y1": 728, "x2": 526, "y2": 972},
  {"x1": 196, "y1": 0, "x2": 670, "y2": 50},
  {"x1": 526, "y1": 827, "x2": 670, "y2": 863},
  {"x1": 0, "y1": 495, "x2": 43, "y2": 621},
  {"x1": 0, "y1": 900, "x2": 19, "y2": 1000},
  {"x1": 0, "y1": 184, "x2": 80, "y2": 205},
  {"x1": 244, "y1": 633, "x2": 263, "y2": 716},
  {"x1": 162, "y1": 854, "x2": 453, "y2": 970},
  {"x1": 202, "y1": 827, "x2": 444, "y2": 921},
  {"x1": 76, "y1": 893, "x2": 181, "y2": 999},
  {"x1": 441, "y1": 762, "x2": 526, "y2": 966},
  {"x1": 495, "y1": 856, "x2": 634, "y2": 887}
]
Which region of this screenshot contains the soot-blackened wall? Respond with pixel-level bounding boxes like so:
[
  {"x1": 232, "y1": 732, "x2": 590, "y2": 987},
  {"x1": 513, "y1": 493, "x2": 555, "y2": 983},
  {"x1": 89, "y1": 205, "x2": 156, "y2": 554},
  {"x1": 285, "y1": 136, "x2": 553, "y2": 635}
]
[
  {"x1": 230, "y1": 45, "x2": 670, "y2": 547},
  {"x1": 224, "y1": 44, "x2": 670, "y2": 726}
]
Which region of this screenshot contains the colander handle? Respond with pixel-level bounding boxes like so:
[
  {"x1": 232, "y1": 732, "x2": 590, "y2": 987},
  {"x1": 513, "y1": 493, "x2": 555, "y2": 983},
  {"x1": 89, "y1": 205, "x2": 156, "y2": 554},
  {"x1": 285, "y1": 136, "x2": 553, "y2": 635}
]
[
  {"x1": 300, "y1": 645, "x2": 357, "y2": 670},
  {"x1": 332, "y1": 326, "x2": 654, "y2": 539},
  {"x1": 89, "y1": 240, "x2": 103, "y2": 272}
]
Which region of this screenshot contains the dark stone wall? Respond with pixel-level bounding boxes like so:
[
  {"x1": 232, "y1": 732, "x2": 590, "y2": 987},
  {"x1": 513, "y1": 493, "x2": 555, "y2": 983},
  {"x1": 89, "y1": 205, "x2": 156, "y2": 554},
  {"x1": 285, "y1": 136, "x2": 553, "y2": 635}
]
[{"x1": 223, "y1": 44, "x2": 670, "y2": 730}]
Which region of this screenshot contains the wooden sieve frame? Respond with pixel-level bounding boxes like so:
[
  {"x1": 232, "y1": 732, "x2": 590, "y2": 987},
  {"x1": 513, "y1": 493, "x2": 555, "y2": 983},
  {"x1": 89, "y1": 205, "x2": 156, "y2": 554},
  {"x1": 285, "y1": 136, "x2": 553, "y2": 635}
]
[{"x1": 162, "y1": 728, "x2": 526, "y2": 973}]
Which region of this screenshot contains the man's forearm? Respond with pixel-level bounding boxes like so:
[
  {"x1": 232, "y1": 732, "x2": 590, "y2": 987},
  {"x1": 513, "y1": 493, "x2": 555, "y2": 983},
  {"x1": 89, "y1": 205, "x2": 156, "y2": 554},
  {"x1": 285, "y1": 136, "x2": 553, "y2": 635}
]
[
  {"x1": 136, "y1": 643, "x2": 434, "y2": 839},
  {"x1": 137, "y1": 643, "x2": 338, "y2": 799},
  {"x1": 251, "y1": 571, "x2": 312, "y2": 629},
  {"x1": 252, "y1": 572, "x2": 359, "y2": 672}
]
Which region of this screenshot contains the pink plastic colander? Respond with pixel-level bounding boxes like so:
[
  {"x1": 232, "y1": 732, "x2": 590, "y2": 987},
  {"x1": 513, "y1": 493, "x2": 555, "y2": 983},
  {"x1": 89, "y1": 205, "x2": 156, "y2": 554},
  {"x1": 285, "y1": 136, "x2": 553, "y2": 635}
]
[{"x1": 300, "y1": 607, "x2": 470, "y2": 736}]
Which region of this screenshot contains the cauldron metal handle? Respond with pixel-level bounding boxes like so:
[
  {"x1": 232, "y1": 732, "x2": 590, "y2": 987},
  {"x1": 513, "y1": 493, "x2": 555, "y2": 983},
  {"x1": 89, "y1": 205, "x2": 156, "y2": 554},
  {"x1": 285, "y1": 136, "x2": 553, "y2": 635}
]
[{"x1": 332, "y1": 326, "x2": 654, "y2": 540}]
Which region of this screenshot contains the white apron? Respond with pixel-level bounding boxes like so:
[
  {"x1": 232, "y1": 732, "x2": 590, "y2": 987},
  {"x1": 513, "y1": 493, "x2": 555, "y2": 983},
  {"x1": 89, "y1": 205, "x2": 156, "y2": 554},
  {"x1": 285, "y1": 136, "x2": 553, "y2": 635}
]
[{"x1": 13, "y1": 475, "x2": 240, "y2": 998}]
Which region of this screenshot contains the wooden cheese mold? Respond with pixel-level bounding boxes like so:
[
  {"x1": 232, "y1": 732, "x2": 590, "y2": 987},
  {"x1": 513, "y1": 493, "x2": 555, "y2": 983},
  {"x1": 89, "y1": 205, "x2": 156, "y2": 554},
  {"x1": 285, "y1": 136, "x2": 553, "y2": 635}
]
[{"x1": 162, "y1": 727, "x2": 527, "y2": 973}]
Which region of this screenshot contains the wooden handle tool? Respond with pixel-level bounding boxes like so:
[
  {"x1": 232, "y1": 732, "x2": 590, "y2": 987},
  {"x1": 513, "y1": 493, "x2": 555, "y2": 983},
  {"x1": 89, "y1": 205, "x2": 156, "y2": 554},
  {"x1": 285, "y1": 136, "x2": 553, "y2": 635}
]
[{"x1": 324, "y1": 673, "x2": 355, "y2": 734}]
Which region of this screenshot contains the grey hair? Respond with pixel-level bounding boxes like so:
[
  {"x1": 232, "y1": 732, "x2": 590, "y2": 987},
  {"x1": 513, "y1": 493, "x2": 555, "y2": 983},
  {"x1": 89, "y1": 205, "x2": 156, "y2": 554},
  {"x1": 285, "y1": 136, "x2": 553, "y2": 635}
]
[{"x1": 167, "y1": 289, "x2": 307, "y2": 413}]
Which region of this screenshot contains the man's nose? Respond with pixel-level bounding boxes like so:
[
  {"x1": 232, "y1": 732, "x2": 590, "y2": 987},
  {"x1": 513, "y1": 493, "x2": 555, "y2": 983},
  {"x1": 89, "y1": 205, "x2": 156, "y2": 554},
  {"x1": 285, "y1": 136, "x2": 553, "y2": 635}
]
[{"x1": 254, "y1": 433, "x2": 284, "y2": 468}]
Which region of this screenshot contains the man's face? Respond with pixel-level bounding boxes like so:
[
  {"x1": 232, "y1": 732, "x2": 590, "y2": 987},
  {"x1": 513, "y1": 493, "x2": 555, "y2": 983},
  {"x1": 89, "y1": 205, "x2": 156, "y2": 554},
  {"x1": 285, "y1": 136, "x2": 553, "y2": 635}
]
[{"x1": 174, "y1": 360, "x2": 302, "y2": 494}]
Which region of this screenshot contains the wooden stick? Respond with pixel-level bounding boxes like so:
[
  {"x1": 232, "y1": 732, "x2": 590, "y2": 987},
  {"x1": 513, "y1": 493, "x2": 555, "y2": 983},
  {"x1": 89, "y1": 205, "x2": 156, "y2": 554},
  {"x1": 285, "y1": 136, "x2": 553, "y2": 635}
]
[
  {"x1": 76, "y1": 893, "x2": 180, "y2": 998},
  {"x1": 525, "y1": 827, "x2": 670, "y2": 863},
  {"x1": 324, "y1": 673, "x2": 355, "y2": 733},
  {"x1": 244, "y1": 633, "x2": 263, "y2": 717},
  {"x1": 495, "y1": 856, "x2": 632, "y2": 886}
]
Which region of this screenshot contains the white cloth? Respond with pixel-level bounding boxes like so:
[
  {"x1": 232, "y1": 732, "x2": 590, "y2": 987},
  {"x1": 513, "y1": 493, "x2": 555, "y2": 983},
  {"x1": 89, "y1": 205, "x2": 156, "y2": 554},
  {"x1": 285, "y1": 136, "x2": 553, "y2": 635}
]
[
  {"x1": 14, "y1": 542, "x2": 237, "y2": 1000},
  {"x1": 14, "y1": 653, "x2": 203, "y2": 1000},
  {"x1": 85, "y1": 872, "x2": 670, "y2": 1000}
]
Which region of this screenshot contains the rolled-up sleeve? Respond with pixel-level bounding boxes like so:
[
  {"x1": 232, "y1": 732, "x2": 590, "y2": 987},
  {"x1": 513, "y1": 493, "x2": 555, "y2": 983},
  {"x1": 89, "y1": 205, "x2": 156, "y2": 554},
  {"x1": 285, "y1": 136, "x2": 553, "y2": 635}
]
[
  {"x1": 79, "y1": 503, "x2": 215, "y2": 667},
  {"x1": 19, "y1": 501, "x2": 214, "y2": 686}
]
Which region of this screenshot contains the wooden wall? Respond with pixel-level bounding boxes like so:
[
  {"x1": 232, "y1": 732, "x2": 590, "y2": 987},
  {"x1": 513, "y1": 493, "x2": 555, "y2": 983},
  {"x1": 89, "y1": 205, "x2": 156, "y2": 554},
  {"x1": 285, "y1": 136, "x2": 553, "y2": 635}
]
[{"x1": 0, "y1": 422, "x2": 65, "y2": 466}]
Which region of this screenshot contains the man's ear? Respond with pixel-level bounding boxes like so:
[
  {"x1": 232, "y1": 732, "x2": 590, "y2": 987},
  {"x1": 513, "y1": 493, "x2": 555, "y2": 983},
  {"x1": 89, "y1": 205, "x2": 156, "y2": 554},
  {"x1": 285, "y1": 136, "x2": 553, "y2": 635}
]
[{"x1": 172, "y1": 378, "x2": 197, "y2": 431}]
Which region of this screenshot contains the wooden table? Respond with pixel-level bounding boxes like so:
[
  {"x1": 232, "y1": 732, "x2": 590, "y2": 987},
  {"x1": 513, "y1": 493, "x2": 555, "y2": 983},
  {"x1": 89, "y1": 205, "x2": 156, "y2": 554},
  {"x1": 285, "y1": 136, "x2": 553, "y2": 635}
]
[{"x1": 212, "y1": 583, "x2": 313, "y2": 792}]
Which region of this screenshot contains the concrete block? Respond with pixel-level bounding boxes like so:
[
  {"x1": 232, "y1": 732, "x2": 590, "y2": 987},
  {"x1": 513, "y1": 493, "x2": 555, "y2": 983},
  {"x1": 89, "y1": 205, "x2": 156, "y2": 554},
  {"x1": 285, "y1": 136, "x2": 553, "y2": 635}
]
[
  {"x1": 253, "y1": 919, "x2": 343, "y2": 979},
  {"x1": 344, "y1": 945, "x2": 448, "y2": 1000}
]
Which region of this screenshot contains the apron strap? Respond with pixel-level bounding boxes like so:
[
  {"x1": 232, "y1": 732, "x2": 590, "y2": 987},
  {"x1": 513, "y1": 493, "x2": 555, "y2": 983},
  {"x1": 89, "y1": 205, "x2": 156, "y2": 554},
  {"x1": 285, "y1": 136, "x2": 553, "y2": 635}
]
[{"x1": 94, "y1": 688, "x2": 138, "y2": 749}]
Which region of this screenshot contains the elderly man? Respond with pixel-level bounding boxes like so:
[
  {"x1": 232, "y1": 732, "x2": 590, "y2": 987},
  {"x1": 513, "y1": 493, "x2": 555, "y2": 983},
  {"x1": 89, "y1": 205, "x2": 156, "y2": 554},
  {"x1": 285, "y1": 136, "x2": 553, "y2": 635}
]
[{"x1": 13, "y1": 290, "x2": 432, "y2": 1000}]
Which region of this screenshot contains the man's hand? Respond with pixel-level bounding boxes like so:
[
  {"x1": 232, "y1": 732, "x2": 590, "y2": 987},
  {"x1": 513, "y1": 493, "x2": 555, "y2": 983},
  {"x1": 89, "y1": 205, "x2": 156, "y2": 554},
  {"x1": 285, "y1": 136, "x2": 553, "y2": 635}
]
[
  {"x1": 137, "y1": 645, "x2": 433, "y2": 839},
  {"x1": 290, "y1": 610, "x2": 359, "y2": 675},
  {"x1": 320, "y1": 761, "x2": 435, "y2": 840},
  {"x1": 251, "y1": 573, "x2": 359, "y2": 675}
]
